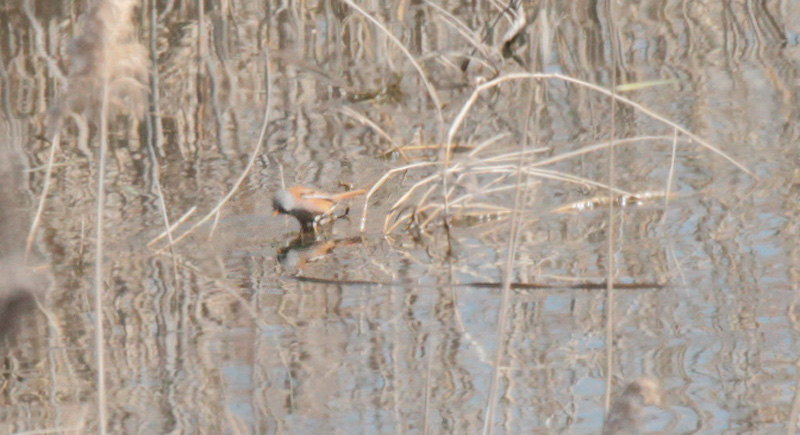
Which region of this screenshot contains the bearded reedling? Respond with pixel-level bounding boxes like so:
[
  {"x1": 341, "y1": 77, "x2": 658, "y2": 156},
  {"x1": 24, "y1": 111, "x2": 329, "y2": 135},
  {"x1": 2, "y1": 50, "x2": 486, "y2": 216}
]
[{"x1": 272, "y1": 186, "x2": 366, "y2": 232}]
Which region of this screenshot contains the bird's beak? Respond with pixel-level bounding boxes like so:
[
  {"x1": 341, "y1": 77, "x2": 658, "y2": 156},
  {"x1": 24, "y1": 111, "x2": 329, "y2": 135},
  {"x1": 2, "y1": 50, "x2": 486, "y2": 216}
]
[{"x1": 273, "y1": 210, "x2": 280, "y2": 216}]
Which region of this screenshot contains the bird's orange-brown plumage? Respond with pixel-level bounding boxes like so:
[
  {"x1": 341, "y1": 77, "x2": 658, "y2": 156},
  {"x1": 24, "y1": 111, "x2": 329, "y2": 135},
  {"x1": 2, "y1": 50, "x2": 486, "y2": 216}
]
[{"x1": 272, "y1": 185, "x2": 366, "y2": 232}]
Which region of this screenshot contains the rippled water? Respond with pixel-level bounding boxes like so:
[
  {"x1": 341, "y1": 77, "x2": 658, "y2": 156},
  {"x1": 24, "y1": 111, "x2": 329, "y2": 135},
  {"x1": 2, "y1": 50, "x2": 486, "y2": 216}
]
[{"x1": 2, "y1": 0, "x2": 800, "y2": 433}]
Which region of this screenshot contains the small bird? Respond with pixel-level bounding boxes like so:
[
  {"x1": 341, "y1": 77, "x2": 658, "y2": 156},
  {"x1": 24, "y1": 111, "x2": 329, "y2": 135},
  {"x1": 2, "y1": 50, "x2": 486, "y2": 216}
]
[{"x1": 272, "y1": 185, "x2": 366, "y2": 232}]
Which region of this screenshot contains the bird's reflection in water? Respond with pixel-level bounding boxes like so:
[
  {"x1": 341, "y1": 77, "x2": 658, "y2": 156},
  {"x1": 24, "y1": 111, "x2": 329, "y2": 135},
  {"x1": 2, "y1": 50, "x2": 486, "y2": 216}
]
[{"x1": 277, "y1": 236, "x2": 362, "y2": 273}]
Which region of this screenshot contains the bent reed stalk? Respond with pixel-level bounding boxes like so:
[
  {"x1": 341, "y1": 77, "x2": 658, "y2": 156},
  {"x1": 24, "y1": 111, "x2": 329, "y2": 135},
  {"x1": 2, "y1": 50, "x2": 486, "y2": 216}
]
[{"x1": 364, "y1": 73, "x2": 752, "y2": 235}]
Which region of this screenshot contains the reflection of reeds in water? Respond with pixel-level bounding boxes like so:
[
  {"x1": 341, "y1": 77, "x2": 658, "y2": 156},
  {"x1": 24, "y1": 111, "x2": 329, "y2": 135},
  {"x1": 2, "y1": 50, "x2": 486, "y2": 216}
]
[
  {"x1": 54, "y1": 0, "x2": 148, "y2": 122},
  {"x1": 54, "y1": 2, "x2": 148, "y2": 433},
  {"x1": 0, "y1": 151, "x2": 40, "y2": 349},
  {"x1": 337, "y1": 11, "x2": 749, "y2": 431},
  {"x1": 28, "y1": 0, "x2": 150, "y2": 257},
  {"x1": 4, "y1": 0, "x2": 786, "y2": 431}
]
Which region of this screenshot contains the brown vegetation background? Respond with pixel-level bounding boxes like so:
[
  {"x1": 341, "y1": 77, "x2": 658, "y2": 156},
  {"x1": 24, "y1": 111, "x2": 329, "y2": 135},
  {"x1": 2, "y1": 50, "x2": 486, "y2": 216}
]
[{"x1": 2, "y1": 0, "x2": 800, "y2": 433}]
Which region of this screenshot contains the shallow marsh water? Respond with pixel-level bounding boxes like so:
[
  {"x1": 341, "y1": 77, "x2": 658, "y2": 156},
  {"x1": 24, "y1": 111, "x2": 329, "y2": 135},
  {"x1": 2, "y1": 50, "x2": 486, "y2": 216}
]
[{"x1": 1, "y1": 0, "x2": 800, "y2": 433}]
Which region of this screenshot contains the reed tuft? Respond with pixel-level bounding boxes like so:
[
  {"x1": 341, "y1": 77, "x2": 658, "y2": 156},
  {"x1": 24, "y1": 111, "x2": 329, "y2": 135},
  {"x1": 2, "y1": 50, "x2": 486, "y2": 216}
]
[{"x1": 53, "y1": 0, "x2": 148, "y2": 125}]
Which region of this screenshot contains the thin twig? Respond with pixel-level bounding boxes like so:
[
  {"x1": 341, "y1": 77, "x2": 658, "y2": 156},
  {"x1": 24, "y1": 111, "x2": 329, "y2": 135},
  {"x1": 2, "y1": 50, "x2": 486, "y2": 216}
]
[
  {"x1": 604, "y1": 9, "x2": 619, "y2": 416},
  {"x1": 529, "y1": 135, "x2": 687, "y2": 168},
  {"x1": 94, "y1": 48, "x2": 111, "y2": 435},
  {"x1": 145, "y1": 0, "x2": 178, "y2": 276},
  {"x1": 662, "y1": 129, "x2": 679, "y2": 225},
  {"x1": 338, "y1": 106, "x2": 409, "y2": 162},
  {"x1": 209, "y1": 209, "x2": 222, "y2": 239},
  {"x1": 25, "y1": 131, "x2": 61, "y2": 262},
  {"x1": 790, "y1": 357, "x2": 800, "y2": 435},
  {"x1": 422, "y1": 330, "x2": 434, "y2": 435},
  {"x1": 146, "y1": 206, "x2": 197, "y2": 247},
  {"x1": 359, "y1": 161, "x2": 441, "y2": 232}
]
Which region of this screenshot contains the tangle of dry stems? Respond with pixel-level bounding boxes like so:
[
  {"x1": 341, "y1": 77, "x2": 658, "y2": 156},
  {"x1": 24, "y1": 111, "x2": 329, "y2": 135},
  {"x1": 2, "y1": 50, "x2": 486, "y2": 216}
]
[{"x1": 359, "y1": 73, "x2": 752, "y2": 235}]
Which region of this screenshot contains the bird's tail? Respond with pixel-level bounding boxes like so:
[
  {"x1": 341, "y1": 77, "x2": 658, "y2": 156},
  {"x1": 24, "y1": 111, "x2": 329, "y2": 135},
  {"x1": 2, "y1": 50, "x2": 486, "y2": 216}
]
[{"x1": 332, "y1": 188, "x2": 367, "y2": 201}]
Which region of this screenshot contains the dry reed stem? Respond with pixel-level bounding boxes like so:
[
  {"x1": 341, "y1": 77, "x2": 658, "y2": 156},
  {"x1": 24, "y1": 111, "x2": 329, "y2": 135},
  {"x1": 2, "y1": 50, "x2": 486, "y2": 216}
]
[
  {"x1": 147, "y1": 206, "x2": 197, "y2": 247},
  {"x1": 208, "y1": 210, "x2": 222, "y2": 240},
  {"x1": 456, "y1": 170, "x2": 511, "y2": 193},
  {"x1": 407, "y1": 201, "x2": 449, "y2": 230},
  {"x1": 384, "y1": 73, "x2": 750, "y2": 235},
  {"x1": 418, "y1": 207, "x2": 445, "y2": 229},
  {"x1": 790, "y1": 358, "x2": 800, "y2": 434},
  {"x1": 146, "y1": 139, "x2": 178, "y2": 266},
  {"x1": 278, "y1": 162, "x2": 286, "y2": 190},
  {"x1": 338, "y1": 106, "x2": 409, "y2": 162},
  {"x1": 604, "y1": 22, "x2": 619, "y2": 416},
  {"x1": 387, "y1": 157, "x2": 483, "y2": 216},
  {"x1": 143, "y1": 0, "x2": 178, "y2": 279},
  {"x1": 390, "y1": 172, "x2": 442, "y2": 211},
  {"x1": 25, "y1": 131, "x2": 61, "y2": 262},
  {"x1": 401, "y1": 194, "x2": 513, "y2": 230},
  {"x1": 666, "y1": 245, "x2": 688, "y2": 289},
  {"x1": 662, "y1": 129, "x2": 679, "y2": 224},
  {"x1": 419, "y1": 180, "x2": 459, "y2": 228},
  {"x1": 339, "y1": 0, "x2": 446, "y2": 140},
  {"x1": 527, "y1": 169, "x2": 632, "y2": 195},
  {"x1": 94, "y1": 55, "x2": 111, "y2": 435},
  {"x1": 359, "y1": 161, "x2": 441, "y2": 232},
  {"x1": 467, "y1": 133, "x2": 513, "y2": 157},
  {"x1": 447, "y1": 183, "x2": 531, "y2": 209},
  {"x1": 463, "y1": 165, "x2": 630, "y2": 195},
  {"x1": 382, "y1": 162, "x2": 633, "y2": 232},
  {"x1": 422, "y1": 330, "x2": 434, "y2": 435},
  {"x1": 482, "y1": 83, "x2": 538, "y2": 435},
  {"x1": 529, "y1": 135, "x2": 688, "y2": 169},
  {"x1": 384, "y1": 182, "x2": 440, "y2": 233},
  {"x1": 385, "y1": 199, "x2": 430, "y2": 233},
  {"x1": 417, "y1": 182, "x2": 448, "y2": 213},
  {"x1": 478, "y1": 147, "x2": 547, "y2": 164},
  {"x1": 150, "y1": 50, "x2": 273, "y2": 251}
]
